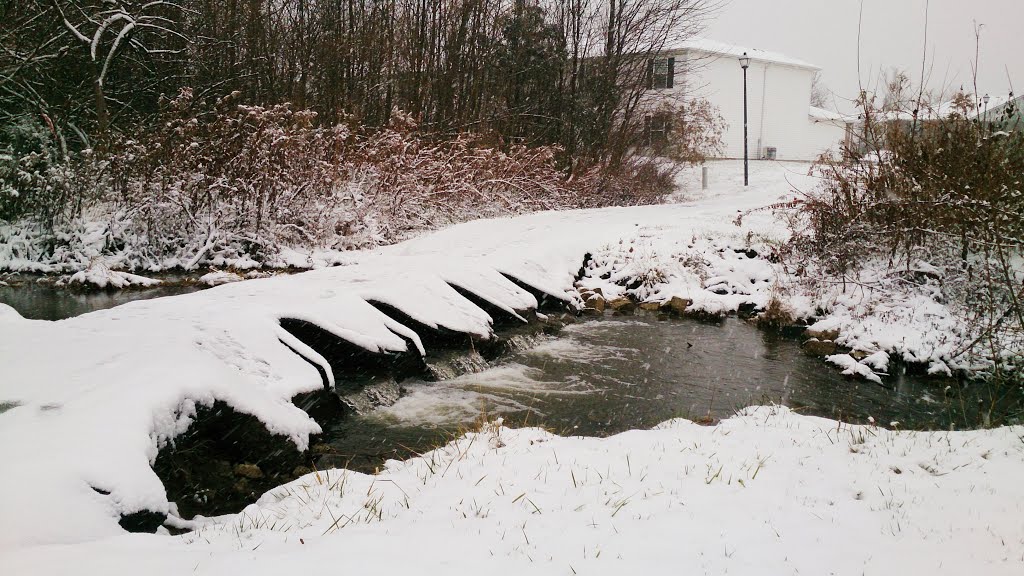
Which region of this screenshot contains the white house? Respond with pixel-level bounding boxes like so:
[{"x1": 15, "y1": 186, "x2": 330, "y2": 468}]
[{"x1": 644, "y1": 39, "x2": 849, "y2": 162}]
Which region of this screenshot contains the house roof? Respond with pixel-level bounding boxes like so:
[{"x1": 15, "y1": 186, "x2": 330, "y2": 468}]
[
  {"x1": 874, "y1": 94, "x2": 1022, "y2": 122},
  {"x1": 663, "y1": 38, "x2": 820, "y2": 71},
  {"x1": 809, "y1": 106, "x2": 853, "y2": 123},
  {"x1": 967, "y1": 94, "x2": 1021, "y2": 118}
]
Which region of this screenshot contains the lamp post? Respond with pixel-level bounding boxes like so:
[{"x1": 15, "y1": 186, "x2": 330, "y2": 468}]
[{"x1": 739, "y1": 53, "x2": 750, "y2": 186}]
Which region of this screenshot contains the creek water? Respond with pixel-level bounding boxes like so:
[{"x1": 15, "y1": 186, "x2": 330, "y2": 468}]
[
  {"x1": 2, "y1": 282, "x2": 1018, "y2": 476},
  {"x1": 0, "y1": 279, "x2": 203, "y2": 321},
  {"x1": 315, "y1": 314, "x2": 1020, "y2": 473}
]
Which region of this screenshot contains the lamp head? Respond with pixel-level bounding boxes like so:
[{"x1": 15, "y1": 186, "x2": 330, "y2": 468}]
[
  {"x1": 982, "y1": 93, "x2": 990, "y2": 105},
  {"x1": 739, "y1": 52, "x2": 750, "y2": 69}
]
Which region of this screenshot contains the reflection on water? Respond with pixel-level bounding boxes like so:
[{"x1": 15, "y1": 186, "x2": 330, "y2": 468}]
[
  {"x1": 0, "y1": 280, "x2": 203, "y2": 320},
  {"x1": 320, "y1": 315, "x2": 1021, "y2": 472}
]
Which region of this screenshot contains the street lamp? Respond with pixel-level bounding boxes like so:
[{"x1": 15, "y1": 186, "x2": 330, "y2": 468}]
[
  {"x1": 983, "y1": 93, "x2": 991, "y2": 126},
  {"x1": 739, "y1": 53, "x2": 751, "y2": 186}
]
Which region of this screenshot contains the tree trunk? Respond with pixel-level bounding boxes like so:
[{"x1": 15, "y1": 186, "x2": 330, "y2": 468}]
[{"x1": 93, "y1": 74, "x2": 110, "y2": 135}]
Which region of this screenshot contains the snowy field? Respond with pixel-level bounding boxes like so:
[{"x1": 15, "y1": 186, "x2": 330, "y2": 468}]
[{"x1": 2, "y1": 160, "x2": 1020, "y2": 573}]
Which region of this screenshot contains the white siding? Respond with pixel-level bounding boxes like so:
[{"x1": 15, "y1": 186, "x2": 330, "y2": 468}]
[
  {"x1": 803, "y1": 118, "x2": 848, "y2": 160},
  {"x1": 645, "y1": 49, "x2": 846, "y2": 162}
]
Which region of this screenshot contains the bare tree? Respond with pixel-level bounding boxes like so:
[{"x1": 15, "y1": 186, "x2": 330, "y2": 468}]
[
  {"x1": 3, "y1": 0, "x2": 720, "y2": 165},
  {"x1": 0, "y1": 2, "x2": 70, "y2": 148},
  {"x1": 591, "y1": 0, "x2": 720, "y2": 165},
  {"x1": 810, "y1": 71, "x2": 828, "y2": 108},
  {"x1": 50, "y1": 0, "x2": 188, "y2": 134}
]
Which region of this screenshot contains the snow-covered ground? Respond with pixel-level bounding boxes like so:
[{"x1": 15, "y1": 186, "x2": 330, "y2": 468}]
[
  {"x1": 3, "y1": 160, "x2": 1016, "y2": 574},
  {"x1": 5, "y1": 407, "x2": 1023, "y2": 575}
]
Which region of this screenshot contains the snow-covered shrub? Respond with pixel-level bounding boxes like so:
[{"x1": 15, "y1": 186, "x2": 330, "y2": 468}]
[
  {"x1": 4, "y1": 90, "x2": 635, "y2": 272},
  {"x1": 575, "y1": 157, "x2": 678, "y2": 207},
  {"x1": 646, "y1": 98, "x2": 726, "y2": 164},
  {"x1": 340, "y1": 112, "x2": 579, "y2": 242},
  {"x1": 2, "y1": 88, "x2": 688, "y2": 273},
  {"x1": 0, "y1": 116, "x2": 97, "y2": 227},
  {"x1": 785, "y1": 87, "x2": 1024, "y2": 382},
  {"x1": 105, "y1": 88, "x2": 354, "y2": 267}
]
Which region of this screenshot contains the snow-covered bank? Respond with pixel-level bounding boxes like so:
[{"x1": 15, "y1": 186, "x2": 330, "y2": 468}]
[
  {"x1": 0, "y1": 160, "x2": 994, "y2": 555},
  {"x1": 6, "y1": 406, "x2": 1024, "y2": 575}
]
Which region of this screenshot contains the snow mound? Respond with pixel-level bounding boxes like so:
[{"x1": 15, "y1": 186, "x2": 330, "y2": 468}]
[
  {"x1": 825, "y1": 353, "x2": 883, "y2": 384},
  {"x1": 792, "y1": 256, "x2": 963, "y2": 370},
  {"x1": 0, "y1": 259, "x2": 534, "y2": 546},
  {"x1": 0, "y1": 302, "x2": 24, "y2": 321},
  {"x1": 68, "y1": 260, "x2": 162, "y2": 289},
  {"x1": 198, "y1": 270, "x2": 245, "y2": 286},
  {"x1": 578, "y1": 231, "x2": 778, "y2": 316},
  {"x1": 860, "y1": 350, "x2": 890, "y2": 372}
]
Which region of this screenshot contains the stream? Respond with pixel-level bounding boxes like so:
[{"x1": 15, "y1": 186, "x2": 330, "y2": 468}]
[
  {"x1": 2, "y1": 281, "x2": 1019, "y2": 478},
  {"x1": 0, "y1": 278, "x2": 203, "y2": 320},
  {"x1": 315, "y1": 314, "x2": 1019, "y2": 473}
]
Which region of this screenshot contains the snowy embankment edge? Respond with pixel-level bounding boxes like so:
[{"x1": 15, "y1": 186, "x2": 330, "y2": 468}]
[{"x1": 6, "y1": 405, "x2": 1024, "y2": 576}]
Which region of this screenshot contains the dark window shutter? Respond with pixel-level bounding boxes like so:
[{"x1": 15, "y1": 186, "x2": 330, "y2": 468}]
[
  {"x1": 644, "y1": 115, "x2": 652, "y2": 145},
  {"x1": 667, "y1": 57, "x2": 675, "y2": 89},
  {"x1": 647, "y1": 59, "x2": 654, "y2": 89}
]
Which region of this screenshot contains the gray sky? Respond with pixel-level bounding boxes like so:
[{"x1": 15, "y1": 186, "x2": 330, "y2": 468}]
[{"x1": 702, "y1": 0, "x2": 1022, "y2": 112}]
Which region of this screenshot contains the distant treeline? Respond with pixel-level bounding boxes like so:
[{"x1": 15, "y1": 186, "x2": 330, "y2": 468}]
[{"x1": 1, "y1": 0, "x2": 715, "y2": 164}]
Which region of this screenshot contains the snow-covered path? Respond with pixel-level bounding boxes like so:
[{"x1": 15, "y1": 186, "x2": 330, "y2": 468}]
[{"x1": 4, "y1": 161, "x2": 1021, "y2": 574}]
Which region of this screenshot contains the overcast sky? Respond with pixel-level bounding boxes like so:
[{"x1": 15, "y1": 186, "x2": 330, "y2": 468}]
[{"x1": 702, "y1": 0, "x2": 1022, "y2": 111}]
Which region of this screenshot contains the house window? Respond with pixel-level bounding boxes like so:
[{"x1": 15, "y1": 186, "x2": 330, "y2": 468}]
[
  {"x1": 645, "y1": 113, "x2": 672, "y2": 148},
  {"x1": 648, "y1": 57, "x2": 675, "y2": 90}
]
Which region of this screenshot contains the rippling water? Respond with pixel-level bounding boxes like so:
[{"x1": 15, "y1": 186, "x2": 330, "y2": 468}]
[
  {"x1": 318, "y1": 314, "x2": 1020, "y2": 472},
  {"x1": 3, "y1": 280, "x2": 1017, "y2": 473}
]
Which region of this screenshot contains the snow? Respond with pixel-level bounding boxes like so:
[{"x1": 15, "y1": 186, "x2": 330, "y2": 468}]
[
  {"x1": 860, "y1": 350, "x2": 891, "y2": 373},
  {"x1": 928, "y1": 359, "x2": 953, "y2": 377},
  {"x1": 788, "y1": 257, "x2": 966, "y2": 372},
  {"x1": 0, "y1": 302, "x2": 24, "y2": 321},
  {"x1": 0, "y1": 218, "x2": 126, "y2": 274},
  {"x1": 4, "y1": 406, "x2": 1024, "y2": 575},
  {"x1": 809, "y1": 106, "x2": 852, "y2": 123},
  {"x1": 198, "y1": 270, "x2": 244, "y2": 286},
  {"x1": 1, "y1": 160, "x2": 1013, "y2": 572},
  {"x1": 578, "y1": 233, "x2": 778, "y2": 316},
  {"x1": 825, "y1": 354, "x2": 883, "y2": 384},
  {"x1": 668, "y1": 37, "x2": 820, "y2": 70},
  {"x1": 67, "y1": 259, "x2": 162, "y2": 289},
  {"x1": 0, "y1": 161, "x2": 801, "y2": 547}
]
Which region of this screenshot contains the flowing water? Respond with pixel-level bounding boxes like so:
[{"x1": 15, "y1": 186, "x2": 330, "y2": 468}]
[
  {"x1": 2, "y1": 282, "x2": 1018, "y2": 477},
  {"x1": 316, "y1": 314, "x2": 1022, "y2": 472}
]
